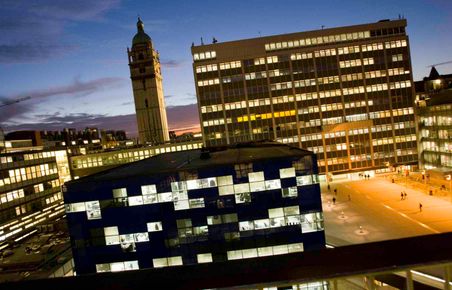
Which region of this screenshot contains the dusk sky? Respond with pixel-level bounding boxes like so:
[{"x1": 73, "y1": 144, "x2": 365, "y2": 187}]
[{"x1": 1, "y1": 0, "x2": 451, "y2": 137}]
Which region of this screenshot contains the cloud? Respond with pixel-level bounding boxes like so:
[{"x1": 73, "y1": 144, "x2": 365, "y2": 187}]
[
  {"x1": 0, "y1": 0, "x2": 120, "y2": 63},
  {"x1": 0, "y1": 44, "x2": 78, "y2": 64},
  {"x1": 160, "y1": 59, "x2": 185, "y2": 68},
  {"x1": 0, "y1": 103, "x2": 35, "y2": 125},
  {"x1": 23, "y1": 1, "x2": 121, "y2": 21},
  {"x1": 3, "y1": 103, "x2": 201, "y2": 137},
  {"x1": 0, "y1": 77, "x2": 126, "y2": 123},
  {"x1": 5, "y1": 113, "x2": 138, "y2": 137},
  {"x1": 166, "y1": 103, "x2": 200, "y2": 132},
  {"x1": 27, "y1": 77, "x2": 126, "y2": 99},
  {"x1": 35, "y1": 112, "x2": 106, "y2": 124}
]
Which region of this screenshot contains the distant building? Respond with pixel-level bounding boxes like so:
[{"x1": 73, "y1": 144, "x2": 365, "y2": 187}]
[
  {"x1": 5, "y1": 131, "x2": 43, "y2": 146},
  {"x1": 69, "y1": 140, "x2": 203, "y2": 179},
  {"x1": 41, "y1": 128, "x2": 101, "y2": 148},
  {"x1": 127, "y1": 17, "x2": 170, "y2": 145},
  {"x1": 169, "y1": 131, "x2": 203, "y2": 143},
  {"x1": 0, "y1": 148, "x2": 71, "y2": 245},
  {"x1": 415, "y1": 67, "x2": 452, "y2": 169},
  {"x1": 100, "y1": 130, "x2": 128, "y2": 149},
  {"x1": 64, "y1": 142, "x2": 325, "y2": 275},
  {"x1": 192, "y1": 18, "x2": 417, "y2": 177}
]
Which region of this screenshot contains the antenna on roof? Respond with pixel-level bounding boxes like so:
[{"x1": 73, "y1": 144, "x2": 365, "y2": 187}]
[
  {"x1": 321, "y1": 25, "x2": 325, "y2": 30},
  {"x1": 200, "y1": 37, "x2": 204, "y2": 45},
  {"x1": 212, "y1": 37, "x2": 218, "y2": 44}
]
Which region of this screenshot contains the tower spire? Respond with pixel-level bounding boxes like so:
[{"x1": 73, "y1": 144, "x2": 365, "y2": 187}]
[{"x1": 137, "y1": 16, "x2": 144, "y2": 32}]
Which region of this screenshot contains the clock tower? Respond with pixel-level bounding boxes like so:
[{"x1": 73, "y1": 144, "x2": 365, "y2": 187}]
[{"x1": 127, "y1": 17, "x2": 169, "y2": 144}]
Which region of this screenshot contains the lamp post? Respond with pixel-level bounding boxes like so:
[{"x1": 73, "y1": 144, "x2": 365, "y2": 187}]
[
  {"x1": 446, "y1": 174, "x2": 452, "y2": 202},
  {"x1": 405, "y1": 169, "x2": 409, "y2": 188}
]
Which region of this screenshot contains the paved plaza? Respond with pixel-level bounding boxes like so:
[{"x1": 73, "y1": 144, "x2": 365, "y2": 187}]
[{"x1": 322, "y1": 173, "x2": 452, "y2": 247}]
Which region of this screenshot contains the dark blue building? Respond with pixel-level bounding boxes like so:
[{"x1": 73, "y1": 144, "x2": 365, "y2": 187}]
[{"x1": 64, "y1": 142, "x2": 325, "y2": 275}]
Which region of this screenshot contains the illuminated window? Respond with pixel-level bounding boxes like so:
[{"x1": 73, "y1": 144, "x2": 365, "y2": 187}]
[
  {"x1": 239, "y1": 221, "x2": 254, "y2": 231},
  {"x1": 153, "y1": 256, "x2": 183, "y2": 268},
  {"x1": 128, "y1": 196, "x2": 143, "y2": 206},
  {"x1": 65, "y1": 202, "x2": 85, "y2": 213},
  {"x1": 282, "y1": 187, "x2": 298, "y2": 198},
  {"x1": 249, "y1": 181, "x2": 265, "y2": 192},
  {"x1": 296, "y1": 175, "x2": 312, "y2": 186},
  {"x1": 248, "y1": 171, "x2": 264, "y2": 182},
  {"x1": 86, "y1": 201, "x2": 101, "y2": 220},
  {"x1": 197, "y1": 253, "x2": 213, "y2": 263},
  {"x1": 217, "y1": 175, "x2": 233, "y2": 186},
  {"x1": 265, "y1": 179, "x2": 281, "y2": 190},
  {"x1": 147, "y1": 221, "x2": 162, "y2": 232},
  {"x1": 268, "y1": 207, "x2": 284, "y2": 218},
  {"x1": 279, "y1": 167, "x2": 296, "y2": 178},
  {"x1": 284, "y1": 206, "x2": 300, "y2": 216},
  {"x1": 119, "y1": 234, "x2": 136, "y2": 252},
  {"x1": 141, "y1": 184, "x2": 157, "y2": 195},
  {"x1": 113, "y1": 188, "x2": 127, "y2": 198}
]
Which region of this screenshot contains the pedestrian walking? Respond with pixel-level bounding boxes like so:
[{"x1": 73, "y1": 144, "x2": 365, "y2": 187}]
[
  {"x1": 334, "y1": 188, "x2": 337, "y2": 196},
  {"x1": 348, "y1": 194, "x2": 351, "y2": 201},
  {"x1": 332, "y1": 197, "x2": 336, "y2": 205},
  {"x1": 404, "y1": 192, "x2": 407, "y2": 199},
  {"x1": 327, "y1": 184, "x2": 330, "y2": 191},
  {"x1": 401, "y1": 192, "x2": 404, "y2": 200},
  {"x1": 419, "y1": 203, "x2": 423, "y2": 212}
]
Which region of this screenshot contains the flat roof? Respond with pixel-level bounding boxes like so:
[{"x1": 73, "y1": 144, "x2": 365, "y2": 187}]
[
  {"x1": 67, "y1": 142, "x2": 312, "y2": 184},
  {"x1": 192, "y1": 19, "x2": 407, "y2": 52},
  {"x1": 427, "y1": 89, "x2": 452, "y2": 106},
  {"x1": 5, "y1": 232, "x2": 452, "y2": 289}
]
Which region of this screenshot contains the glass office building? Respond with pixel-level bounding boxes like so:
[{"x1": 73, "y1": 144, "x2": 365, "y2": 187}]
[
  {"x1": 192, "y1": 19, "x2": 417, "y2": 176},
  {"x1": 64, "y1": 142, "x2": 325, "y2": 275}
]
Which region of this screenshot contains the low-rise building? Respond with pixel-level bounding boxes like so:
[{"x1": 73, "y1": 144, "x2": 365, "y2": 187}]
[{"x1": 64, "y1": 142, "x2": 325, "y2": 275}]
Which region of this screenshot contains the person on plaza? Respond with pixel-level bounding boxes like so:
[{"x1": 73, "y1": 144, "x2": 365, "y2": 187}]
[
  {"x1": 401, "y1": 192, "x2": 404, "y2": 200},
  {"x1": 327, "y1": 184, "x2": 330, "y2": 191},
  {"x1": 334, "y1": 188, "x2": 337, "y2": 195},
  {"x1": 404, "y1": 192, "x2": 407, "y2": 199},
  {"x1": 348, "y1": 194, "x2": 351, "y2": 201},
  {"x1": 332, "y1": 197, "x2": 336, "y2": 205},
  {"x1": 419, "y1": 203, "x2": 423, "y2": 212}
]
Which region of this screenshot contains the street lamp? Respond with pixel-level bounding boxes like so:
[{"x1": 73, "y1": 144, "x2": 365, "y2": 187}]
[
  {"x1": 446, "y1": 174, "x2": 451, "y2": 202},
  {"x1": 405, "y1": 169, "x2": 409, "y2": 188}
]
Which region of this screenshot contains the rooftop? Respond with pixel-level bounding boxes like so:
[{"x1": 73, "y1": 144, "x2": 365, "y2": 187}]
[
  {"x1": 192, "y1": 18, "x2": 407, "y2": 51},
  {"x1": 67, "y1": 142, "x2": 312, "y2": 184}
]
